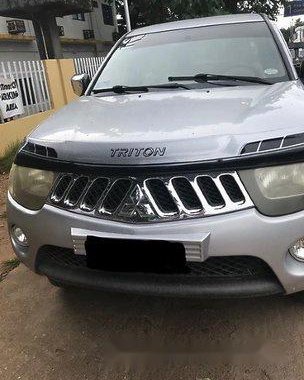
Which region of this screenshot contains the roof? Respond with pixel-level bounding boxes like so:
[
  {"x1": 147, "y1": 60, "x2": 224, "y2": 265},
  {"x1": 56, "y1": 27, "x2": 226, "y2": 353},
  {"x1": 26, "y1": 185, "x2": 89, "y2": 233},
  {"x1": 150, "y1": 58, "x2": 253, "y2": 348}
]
[{"x1": 128, "y1": 13, "x2": 264, "y2": 37}]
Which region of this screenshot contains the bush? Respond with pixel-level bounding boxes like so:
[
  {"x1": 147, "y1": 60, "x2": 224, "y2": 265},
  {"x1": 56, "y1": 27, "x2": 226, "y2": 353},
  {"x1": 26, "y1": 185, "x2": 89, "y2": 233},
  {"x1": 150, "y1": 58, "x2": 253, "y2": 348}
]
[
  {"x1": 0, "y1": 141, "x2": 21, "y2": 174},
  {"x1": 0, "y1": 258, "x2": 20, "y2": 282}
]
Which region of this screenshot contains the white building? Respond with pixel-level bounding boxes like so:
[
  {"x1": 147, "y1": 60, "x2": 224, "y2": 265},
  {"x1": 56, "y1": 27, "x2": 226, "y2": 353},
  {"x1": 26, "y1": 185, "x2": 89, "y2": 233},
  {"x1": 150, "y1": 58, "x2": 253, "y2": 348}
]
[
  {"x1": 294, "y1": 25, "x2": 304, "y2": 43},
  {"x1": 0, "y1": 0, "x2": 117, "y2": 61}
]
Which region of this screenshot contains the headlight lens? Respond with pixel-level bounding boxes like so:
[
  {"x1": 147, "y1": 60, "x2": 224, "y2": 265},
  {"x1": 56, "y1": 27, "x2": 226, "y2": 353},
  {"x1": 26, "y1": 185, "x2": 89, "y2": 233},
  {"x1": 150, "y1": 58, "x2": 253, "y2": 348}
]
[
  {"x1": 9, "y1": 165, "x2": 55, "y2": 210},
  {"x1": 239, "y1": 163, "x2": 304, "y2": 216},
  {"x1": 254, "y1": 164, "x2": 304, "y2": 199}
]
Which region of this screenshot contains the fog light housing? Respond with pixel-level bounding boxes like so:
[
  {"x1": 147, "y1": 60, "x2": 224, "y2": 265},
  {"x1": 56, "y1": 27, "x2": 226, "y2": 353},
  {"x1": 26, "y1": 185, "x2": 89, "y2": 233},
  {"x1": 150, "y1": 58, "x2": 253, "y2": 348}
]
[
  {"x1": 289, "y1": 239, "x2": 304, "y2": 262},
  {"x1": 11, "y1": 226, "x2": 29, "y2": 247}
]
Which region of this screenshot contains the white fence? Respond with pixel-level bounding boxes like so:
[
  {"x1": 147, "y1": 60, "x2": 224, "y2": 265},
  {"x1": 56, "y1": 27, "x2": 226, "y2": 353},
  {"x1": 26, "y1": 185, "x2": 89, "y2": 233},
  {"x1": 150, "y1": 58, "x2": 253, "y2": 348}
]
[
  {"x1": 0, "y1": 57, "x2": 105, "y2": 124},
  {"x1": 0, "y1": 60, "x2": 52, "y2": 122},
  {"x1": 74, "y1": 57, "x2": 105, "y2": 78}
]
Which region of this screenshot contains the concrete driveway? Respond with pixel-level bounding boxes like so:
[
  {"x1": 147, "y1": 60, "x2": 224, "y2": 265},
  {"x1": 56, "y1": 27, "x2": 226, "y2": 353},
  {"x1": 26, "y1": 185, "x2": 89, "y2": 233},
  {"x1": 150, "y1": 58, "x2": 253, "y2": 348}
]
[{"x1": 1, "y1": 264, "x2": 304, "y2": 380}]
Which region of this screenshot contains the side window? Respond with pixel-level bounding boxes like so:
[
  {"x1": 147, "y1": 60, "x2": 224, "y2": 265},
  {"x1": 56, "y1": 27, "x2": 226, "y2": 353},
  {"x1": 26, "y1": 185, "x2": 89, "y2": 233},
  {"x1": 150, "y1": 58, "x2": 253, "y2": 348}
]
[{"x1": 102, "y1": 4, "x2": 114, "y2": 26}]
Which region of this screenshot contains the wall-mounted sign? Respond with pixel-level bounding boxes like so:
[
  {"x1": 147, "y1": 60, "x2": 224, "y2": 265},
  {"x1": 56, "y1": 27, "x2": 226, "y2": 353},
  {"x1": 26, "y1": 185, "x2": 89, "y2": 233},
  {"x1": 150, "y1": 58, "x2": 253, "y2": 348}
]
[
  {"x1": 285, "y1": 0, "x2": 304, "y2": 17},
  {"x1": 0, "y1": 77, "x2": 24, "y2": 120}
]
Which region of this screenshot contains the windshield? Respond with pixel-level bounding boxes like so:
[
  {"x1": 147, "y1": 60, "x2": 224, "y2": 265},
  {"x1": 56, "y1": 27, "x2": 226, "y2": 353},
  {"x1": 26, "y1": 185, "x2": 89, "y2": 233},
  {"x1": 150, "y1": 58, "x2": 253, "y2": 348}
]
[{"x1": 92, "y1": 22, "x2": 289, "y2": 92}]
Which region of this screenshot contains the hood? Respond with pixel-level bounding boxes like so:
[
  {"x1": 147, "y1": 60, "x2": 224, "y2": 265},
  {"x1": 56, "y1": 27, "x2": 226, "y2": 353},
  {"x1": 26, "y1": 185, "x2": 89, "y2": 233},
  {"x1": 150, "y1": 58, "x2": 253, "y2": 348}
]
[{"x1": 29, "y1": 81, "x2": 304, "y2": 165}]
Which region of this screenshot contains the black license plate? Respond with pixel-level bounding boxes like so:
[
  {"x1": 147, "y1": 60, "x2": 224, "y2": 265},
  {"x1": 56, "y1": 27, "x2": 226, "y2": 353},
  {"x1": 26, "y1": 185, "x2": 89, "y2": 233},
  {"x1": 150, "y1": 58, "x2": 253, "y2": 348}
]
[{"x1": 85, "y1": 236, "x2": 186, "y2": 274}]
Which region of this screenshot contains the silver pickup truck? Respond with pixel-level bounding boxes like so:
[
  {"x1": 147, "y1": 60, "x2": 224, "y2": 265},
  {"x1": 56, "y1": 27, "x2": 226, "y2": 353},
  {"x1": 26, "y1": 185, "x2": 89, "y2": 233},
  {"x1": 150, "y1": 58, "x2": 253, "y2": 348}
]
[{"x1": 7, "y1": 13, "x2": 304, "y2": 297}]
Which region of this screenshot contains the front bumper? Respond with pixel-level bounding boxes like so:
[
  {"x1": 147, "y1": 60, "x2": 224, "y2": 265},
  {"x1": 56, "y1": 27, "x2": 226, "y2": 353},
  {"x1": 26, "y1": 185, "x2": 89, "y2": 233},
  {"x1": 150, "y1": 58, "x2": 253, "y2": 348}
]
[
  {"x1": 36, "y1": 246, "x2": 282, "y2": 298},
  {"x1": 7, "y1": 192, "x2": 304, "y2": 296}
]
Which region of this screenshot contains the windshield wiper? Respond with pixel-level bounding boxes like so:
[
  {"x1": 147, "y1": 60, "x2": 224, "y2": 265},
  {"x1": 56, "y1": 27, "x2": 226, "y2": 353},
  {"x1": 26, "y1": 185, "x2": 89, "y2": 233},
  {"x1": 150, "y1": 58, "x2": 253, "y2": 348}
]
[
  {"x1": 149, "y1": 83, "x2": 190, "y2": 90},
  {"x1": 168, "y1": 73, "x2": 273, "y2": 85},
  {"x1": 92, "y1": 85, "x2": 149, "y2": 94},
  {"x1": 92, "y1": 83, "x2": 190, "y2": 94}
]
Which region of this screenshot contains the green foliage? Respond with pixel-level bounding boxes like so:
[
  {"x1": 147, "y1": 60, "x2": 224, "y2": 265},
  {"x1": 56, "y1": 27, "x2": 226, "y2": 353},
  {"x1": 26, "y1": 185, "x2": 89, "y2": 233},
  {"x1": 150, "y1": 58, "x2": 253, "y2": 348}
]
[
  {"x1": 225, "y1": 0, "x2": 286, "y2": 20},
  {"x1": 280, "y1": 27, "x2": 291, "y2": 43},
  {"x1": 0, "y1": 141, "x2": 21, "y2": 173},
  {"x1": 0, "y1": 258, "x2": 20, "y2": 282},
  {"x1": 108, "y1": 0, "x2": 286, "y2": 33},
  {"x1": 169, "y1": 0, "x2": 226, "y2": 20}
]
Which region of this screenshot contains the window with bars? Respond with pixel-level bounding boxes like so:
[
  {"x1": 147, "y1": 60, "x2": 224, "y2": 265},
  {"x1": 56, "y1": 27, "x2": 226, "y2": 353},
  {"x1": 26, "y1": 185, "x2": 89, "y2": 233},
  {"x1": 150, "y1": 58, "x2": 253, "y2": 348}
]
[
  {"x1": 102, "y1": 4, "x2": 114, "y2": 26},
  {"x1": 58, "y1": 25, "x2": 64, "y2": 36},
  {"x1": 83, "y1": 30, "x2": 95, "y2": 40},
  {"x1": 72, "y1": 13, "x2": 86, "y2": 21}
]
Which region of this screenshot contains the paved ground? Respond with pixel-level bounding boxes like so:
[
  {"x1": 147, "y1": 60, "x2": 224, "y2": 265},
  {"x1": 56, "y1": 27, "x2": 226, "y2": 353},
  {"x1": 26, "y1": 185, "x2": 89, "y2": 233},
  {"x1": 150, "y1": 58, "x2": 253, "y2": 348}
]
[
  {"x1": 2, "y1": 174, "x2": 304, "y2": 380},
  {"x1": 2, "y1": 267, "x2": 304, "y2": 380}
]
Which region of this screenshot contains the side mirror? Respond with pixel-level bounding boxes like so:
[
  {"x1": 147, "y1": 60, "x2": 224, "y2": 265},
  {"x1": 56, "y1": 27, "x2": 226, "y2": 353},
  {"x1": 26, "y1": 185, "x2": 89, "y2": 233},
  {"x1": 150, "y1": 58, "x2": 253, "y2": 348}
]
[{"x1": 71, "y1": 73, "x2": 91, "y2": 96}]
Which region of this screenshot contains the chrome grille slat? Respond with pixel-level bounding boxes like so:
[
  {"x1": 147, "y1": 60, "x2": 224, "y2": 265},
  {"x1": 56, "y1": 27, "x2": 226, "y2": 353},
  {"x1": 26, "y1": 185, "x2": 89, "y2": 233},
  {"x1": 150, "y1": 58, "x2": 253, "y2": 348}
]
[
  {"x1": 170, "y1": 177, "x2": 202, "y2": 212},
  {"x1": 64, "y1": 177, "x2": 89, "y2": 208},
  {"x1": 80, "y1": 178, "x2": 110, "y2": 212},
  {"x1": 212, "y1": 177, "x2": 236, "y2": 208},
  {"x1": 196, "y1": 176, "x2": 225, "y2": 208},
  {"x1": 51, "y1": 175, "x2": 73, "y2": 204},
  {"x1": 49, "y1": 172, "x2": 253, "y2": 223},
  {"x1": 145, "y1": 178, "x2": 179, "y2": 215},
  {"x1": 219, "y1": 174, "x2": 245, "y2": 204},
  {"x1": 100, "y1": 179, "x2": 134, "y2": 214}
]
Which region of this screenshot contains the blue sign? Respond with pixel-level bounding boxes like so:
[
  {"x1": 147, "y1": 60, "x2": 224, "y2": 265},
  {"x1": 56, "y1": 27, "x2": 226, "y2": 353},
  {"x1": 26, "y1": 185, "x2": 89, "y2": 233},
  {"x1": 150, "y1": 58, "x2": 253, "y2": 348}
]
[{"x1": 285, "y1": 1, "x2": 304, "y2": 17}]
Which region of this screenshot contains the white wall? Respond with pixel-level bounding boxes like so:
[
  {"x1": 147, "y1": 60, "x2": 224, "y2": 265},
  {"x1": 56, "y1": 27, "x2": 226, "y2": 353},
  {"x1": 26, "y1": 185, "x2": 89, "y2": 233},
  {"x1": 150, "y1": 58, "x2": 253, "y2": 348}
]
[
  {"x1": 0, "y1": 16, "x2": 39, "y2": 61},
  {"x1": 0, "y1": 41, "x2": 40, "y2": 61},
  {"x1": 0, "y1": 16, "x2": 35, "y2": 36},
  {"x1": 0, "y1": 1, "x2": 116, "y2": 61}
]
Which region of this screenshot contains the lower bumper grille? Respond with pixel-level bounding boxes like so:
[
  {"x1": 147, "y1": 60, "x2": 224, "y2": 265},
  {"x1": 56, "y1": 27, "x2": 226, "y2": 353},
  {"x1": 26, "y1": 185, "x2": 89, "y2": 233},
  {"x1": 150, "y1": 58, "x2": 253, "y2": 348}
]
[
  {"x1": 36, "y1": 246, "x2": 283, "y2": 297},
  {"x1": 37, "y1": 246, "x2": 274, "y2": 279}
]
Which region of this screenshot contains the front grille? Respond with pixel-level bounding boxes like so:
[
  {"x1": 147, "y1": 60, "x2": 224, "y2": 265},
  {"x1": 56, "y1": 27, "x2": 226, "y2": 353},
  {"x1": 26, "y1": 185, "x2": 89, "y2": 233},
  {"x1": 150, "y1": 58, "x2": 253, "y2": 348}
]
[
  {"x1": 37, "y1": 246, "x2": 273, "y2": 279},
  {"x1": 48, "y1": 171, "x2": 253, "y2": 223}
]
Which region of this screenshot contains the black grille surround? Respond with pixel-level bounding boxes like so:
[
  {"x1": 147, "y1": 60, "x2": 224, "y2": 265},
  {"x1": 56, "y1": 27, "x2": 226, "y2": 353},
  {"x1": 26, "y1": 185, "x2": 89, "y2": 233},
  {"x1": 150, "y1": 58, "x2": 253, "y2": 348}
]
[
  {"x1": 48, "y1": 171, "x2": 253, "y2": 223},
  {"x1": 36, "y1": 246, "x2": 284, "y2": 297}
]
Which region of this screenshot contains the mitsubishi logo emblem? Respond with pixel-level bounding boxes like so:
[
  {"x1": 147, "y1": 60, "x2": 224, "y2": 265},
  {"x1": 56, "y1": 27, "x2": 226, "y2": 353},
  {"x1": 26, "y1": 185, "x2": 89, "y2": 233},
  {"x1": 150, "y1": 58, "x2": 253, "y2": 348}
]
[{"x1": 118, "y1": 184, "x2": 156, "y2": 221}]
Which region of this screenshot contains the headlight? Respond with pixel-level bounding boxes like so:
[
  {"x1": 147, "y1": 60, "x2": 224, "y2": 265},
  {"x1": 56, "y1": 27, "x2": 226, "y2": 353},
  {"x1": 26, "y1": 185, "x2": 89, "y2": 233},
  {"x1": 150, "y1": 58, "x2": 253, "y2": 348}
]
[
  {"x1": 239, "y1": 163, "x2": 304, "y2": 216},
  {"x1": 9, "y1": 165, "x2": 55, "y2": 210}
]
